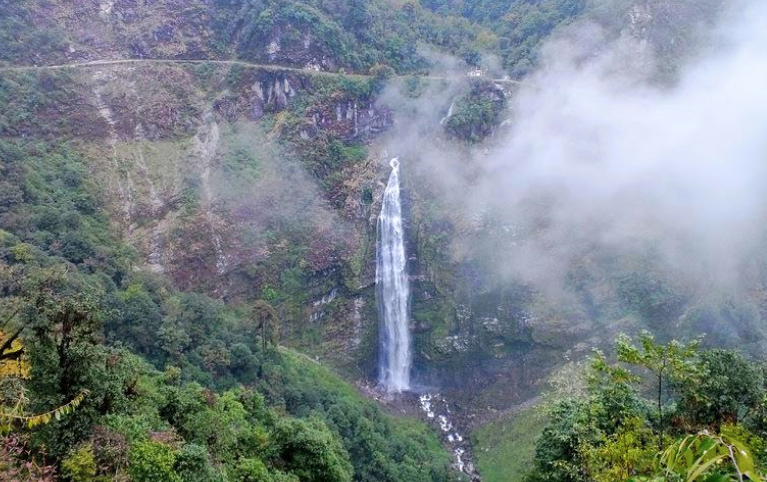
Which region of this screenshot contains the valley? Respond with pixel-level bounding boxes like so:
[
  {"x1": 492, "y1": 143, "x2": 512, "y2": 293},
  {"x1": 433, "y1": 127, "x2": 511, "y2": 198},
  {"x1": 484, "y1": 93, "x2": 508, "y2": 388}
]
[{"x1": 1, "y1": 1, "x2": 765, "y2": 481}]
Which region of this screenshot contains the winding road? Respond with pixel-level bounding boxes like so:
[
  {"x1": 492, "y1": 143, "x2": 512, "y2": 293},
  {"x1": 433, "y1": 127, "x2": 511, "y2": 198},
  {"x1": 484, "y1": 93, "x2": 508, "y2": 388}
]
[{"x1": 0, "y1": 57, "x2": 528, "y2": 87}]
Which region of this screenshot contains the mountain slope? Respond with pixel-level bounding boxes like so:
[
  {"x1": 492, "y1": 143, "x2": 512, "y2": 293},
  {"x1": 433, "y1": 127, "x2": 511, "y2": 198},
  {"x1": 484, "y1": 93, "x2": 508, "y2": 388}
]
[
  {"x1": 0, "y1": 0, "x2": 496, "y2": 74},
  {"x1": 0, "y1": 0, "x2": 747, "y2": 480}
]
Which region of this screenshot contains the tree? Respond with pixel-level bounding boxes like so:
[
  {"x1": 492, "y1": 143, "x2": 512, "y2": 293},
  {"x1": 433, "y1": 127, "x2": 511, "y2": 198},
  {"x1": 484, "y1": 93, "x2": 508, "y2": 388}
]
[
  {"x1": 0, "y1": 271, "x2": 89, "y2": 436},
  {"x1": 0, "y1": 181, "x2": 23, "y2": 214},
  {"x1": 345, "y1": 0, "x2": 368, "y2": 31},
  {"x1": 232, "y1": 457, "x2": 272, "y2": 482},
  {"x1": 444, "y1": 81, "x2": 504, "y2": 143},
  {"x1": 58, "y1": 231, "x2": 94, "y2": 265},
  {"x1": 200, "y1": 341, "x2": 232, "y2": 375},
  {"x1": 529, "y1": 335, "x2": 767, "y2": 481},
  {"x1": 616, "y1": 332, "x2": 700, "y2": 449},
  {"x1": 158, "y1": 318, "x2": 192, "y2": 359},
  {"x1": 182, "y1": 389, "x2": 250, "y2": 462},
  {"x1": 588, "y1": 350, "x2": 645, "y2": 435},
  {"x1": 526, "y1": 399, "x2": 597, "y2": 482},
  {"x1": 369, "y1": 64, "x2": 395, "y2": 92},
  {"x1": 271, "y1": 418, "x2": 353, "y2": 482},
  {"x1": 128, "y1": 441, "x2": 181, "y2": 482},
  {"x1": 583, "y1": 418, "x2": 657, "y2": 482},
  {"x1": 251, "y1": 301, "x2": 280, "y2": 351},
  {"x1": 675, "y1": 349, "x2": 763, "y2": 429},
  {"x1": 30, "y1": 289, "x2": 102, "y2": 399},
  {"x1": 21, "y1": 286, "x2": 112, "y2": 458},
  {"x1": 174, "y1": 443, "x2": 220, "y2": 482},
  {"x1": 110, "y1": 282, "x2": 164, "y2": 358}
]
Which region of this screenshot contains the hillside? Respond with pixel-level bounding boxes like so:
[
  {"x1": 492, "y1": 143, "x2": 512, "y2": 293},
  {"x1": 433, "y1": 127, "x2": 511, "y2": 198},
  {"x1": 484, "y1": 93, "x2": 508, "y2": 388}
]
[
  {"x1": 0, "y1": 0, "x2": 496, "y2": 74},
  {"x1": 0, "y1": 0, "x2": 762, "y2": 481}
]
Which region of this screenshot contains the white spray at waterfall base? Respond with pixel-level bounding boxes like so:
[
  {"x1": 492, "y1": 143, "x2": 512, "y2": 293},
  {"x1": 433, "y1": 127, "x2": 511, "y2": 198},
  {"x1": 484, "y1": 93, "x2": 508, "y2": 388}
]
[
  {"x1": 419, "y1": 394, "x2": 479, "y2": 479},
  {"x1": 377, "y1": 158, "x2": 412, "y2": 392}
]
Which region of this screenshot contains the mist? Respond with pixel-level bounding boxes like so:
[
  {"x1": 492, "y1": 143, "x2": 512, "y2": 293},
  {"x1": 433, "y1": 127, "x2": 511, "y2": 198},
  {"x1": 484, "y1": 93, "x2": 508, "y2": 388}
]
[{"x1": 391, "y1": 0, "x2": 767, "y2": 296}]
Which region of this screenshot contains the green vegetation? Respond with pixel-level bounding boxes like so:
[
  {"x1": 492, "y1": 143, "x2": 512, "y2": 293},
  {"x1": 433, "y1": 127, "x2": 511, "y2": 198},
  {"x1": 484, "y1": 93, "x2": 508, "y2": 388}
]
[
  {"x1": 444, "y1": 79, "x2": 505, "y2": 143},
  {"x1": 214, "y1": 0, "x2": 497, "y2": 74},
  {"x1": 0, "y1": 0, "x2": 588, "y2": 76},
  {"x1": 0, "y1": 2, "x2": 745, "y2": 482},
  {"x1": 0, "y1": 1, "x2": 69, "y2": 67},
  {"x1": 522, "y1": 332, "x2": 767, "y2": 481},
  {"x1": 0, "y1": 247, "x2": 452, "y2": 482},
  {"x1": 473, "y1": 406, "x2": 548, "y2": 482},
  {"x1": 420, "y1": 0, "x2": 586, "y2": 76},
  {"x1": 0, "y1": 135, "x2": 453, "y2": 481}
]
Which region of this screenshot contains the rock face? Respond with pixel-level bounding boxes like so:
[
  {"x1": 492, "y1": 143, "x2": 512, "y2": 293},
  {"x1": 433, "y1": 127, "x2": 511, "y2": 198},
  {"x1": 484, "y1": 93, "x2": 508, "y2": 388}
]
[
  {"x1": 0, "y1": 61, "x2": 394, "y2": 374},
  {"x1": 14, "y1": 61, "x2": 544, "y2": 396},
  {"x1": 587, "y1": 0, "x2": 728, "y2": 78},
  {"x1": 307, "y1": 98, "x2": 393, "y2": 141},
  {"x1": 258, "y1": 27, "x2": 338, "y2": 73},
  {"x1": 442, "y1": 80, "x2": 506, "y2": 143}
]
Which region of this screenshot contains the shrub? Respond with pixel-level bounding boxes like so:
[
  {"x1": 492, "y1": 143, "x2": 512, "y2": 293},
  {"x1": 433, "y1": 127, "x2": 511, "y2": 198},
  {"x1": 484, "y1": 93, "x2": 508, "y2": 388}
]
[
  {"x1": 128, "y1": 441, "x2": 181, "y2": 482},
  {"x1": 62, "y1": 445, "x2": 97, "y2": 482}
]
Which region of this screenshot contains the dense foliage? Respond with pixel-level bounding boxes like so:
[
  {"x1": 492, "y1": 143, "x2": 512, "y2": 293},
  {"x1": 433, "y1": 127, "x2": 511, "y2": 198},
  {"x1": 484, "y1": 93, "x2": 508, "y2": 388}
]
[
  {"x1": 0, "y1": 136, "x2": 453, "y2": 481},
  {"x1": 420, "y1": 0, "x2": 585, "y2": 76},
  {"x1": 216, "y1": 0, "x2": 497, "y2": 74},
  {"x1": 0, "y1": 0, "x2": 590, "y2": 77},
  {"x1": 444, "y1": 79, "x2": 505, "y2": 143},
  {"x1": 525, "y1": 332, "x2": 767, "y2": 481},
  {"x1": 0, "y1": 0, "x2": 69, "y2": 67}
]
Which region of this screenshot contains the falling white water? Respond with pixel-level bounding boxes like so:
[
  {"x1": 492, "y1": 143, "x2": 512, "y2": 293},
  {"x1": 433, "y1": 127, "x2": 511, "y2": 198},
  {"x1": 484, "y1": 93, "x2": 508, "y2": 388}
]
[
  {"x1": 419, "y1": 394, "x2": 477, "y2": 478},
  {"x1": 440, "y1": 101, "x2": 456, "y2": 125},
  {"x1": 377, "y1": 158, "x2": 412, "y2": 392}
]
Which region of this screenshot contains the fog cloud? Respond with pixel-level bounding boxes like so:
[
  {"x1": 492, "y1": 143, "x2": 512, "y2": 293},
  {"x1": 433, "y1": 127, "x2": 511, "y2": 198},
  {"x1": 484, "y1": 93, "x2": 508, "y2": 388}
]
[{"x1": 396, "y1": 0, "x2": 767, "y2": 294}]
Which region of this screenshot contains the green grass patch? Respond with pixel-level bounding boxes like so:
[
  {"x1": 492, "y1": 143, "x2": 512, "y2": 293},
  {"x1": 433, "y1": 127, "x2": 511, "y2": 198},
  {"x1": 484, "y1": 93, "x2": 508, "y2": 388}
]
[{"x1": 472, "y1": 405, "x2": 548, "y2": 482}]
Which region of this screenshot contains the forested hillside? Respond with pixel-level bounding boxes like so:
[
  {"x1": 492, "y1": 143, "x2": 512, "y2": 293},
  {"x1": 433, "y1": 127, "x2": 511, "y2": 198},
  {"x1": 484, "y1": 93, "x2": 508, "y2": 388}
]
[
  {"x1": 0, "y1": 1, "x2": 525, "y2": 479},
  {"x1": 0, "y1": 136, "x2": 453, "y2": 481},
  {"x1": 0, "y1": 0, "x2": 762, "y2": 481},
  {"x1": 0, "y1": 0, "x2": 498, "y2": 74}
]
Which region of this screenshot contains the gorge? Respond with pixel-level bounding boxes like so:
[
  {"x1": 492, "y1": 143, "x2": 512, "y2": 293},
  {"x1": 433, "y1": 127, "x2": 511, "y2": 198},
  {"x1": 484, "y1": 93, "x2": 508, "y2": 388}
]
[{"x1": 1, "y1": 1, "x2": 764, "y2": 481}]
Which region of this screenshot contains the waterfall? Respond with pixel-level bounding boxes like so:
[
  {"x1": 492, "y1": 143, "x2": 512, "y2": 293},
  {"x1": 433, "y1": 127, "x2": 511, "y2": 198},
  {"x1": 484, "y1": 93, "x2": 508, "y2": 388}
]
[
  {"x1": 440, "y1": 101, "x2": 456, "y2": 125},
  {"x1": 377, "y1": 158, "x2": 412, "y2": 392}
]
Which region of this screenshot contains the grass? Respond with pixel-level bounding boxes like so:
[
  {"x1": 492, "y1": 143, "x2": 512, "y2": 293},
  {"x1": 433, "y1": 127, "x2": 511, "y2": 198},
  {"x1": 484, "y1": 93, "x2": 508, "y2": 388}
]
[{"x1": 472, "y1": 405, "x2": 548, "y2": 482}]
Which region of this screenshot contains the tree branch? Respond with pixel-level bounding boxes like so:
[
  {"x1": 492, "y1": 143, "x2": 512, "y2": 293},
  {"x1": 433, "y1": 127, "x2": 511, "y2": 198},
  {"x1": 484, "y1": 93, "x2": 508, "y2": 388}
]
[{"x1": 0, "y1": 326, "x2": 24, "y2": 358}]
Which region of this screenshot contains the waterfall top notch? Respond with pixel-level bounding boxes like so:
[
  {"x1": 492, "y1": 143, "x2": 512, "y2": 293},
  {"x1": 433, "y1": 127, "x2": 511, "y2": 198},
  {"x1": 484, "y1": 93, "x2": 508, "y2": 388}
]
[{"x1": 390, "y1": 157, "x2": 400, "y2": 169}]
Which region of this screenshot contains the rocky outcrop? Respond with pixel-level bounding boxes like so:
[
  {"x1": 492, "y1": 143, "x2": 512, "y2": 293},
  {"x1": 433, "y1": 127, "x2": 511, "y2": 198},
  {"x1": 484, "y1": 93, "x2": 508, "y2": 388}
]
[
  {"x1": 305, "y1": 97, "x2": 393, "y2": 141},
  {"x1": 256, "y1": 27, "x2": 338, "y2": 73},
  {"x1": 213, "y1": 69, "x2": 392, "y2": 141}
]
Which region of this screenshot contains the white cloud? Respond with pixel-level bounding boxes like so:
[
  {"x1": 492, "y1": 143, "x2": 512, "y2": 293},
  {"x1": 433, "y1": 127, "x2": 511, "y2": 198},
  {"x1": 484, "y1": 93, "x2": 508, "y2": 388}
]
[{"x1": 472, "y1": 0, "x2": 767, "y2": 289}]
